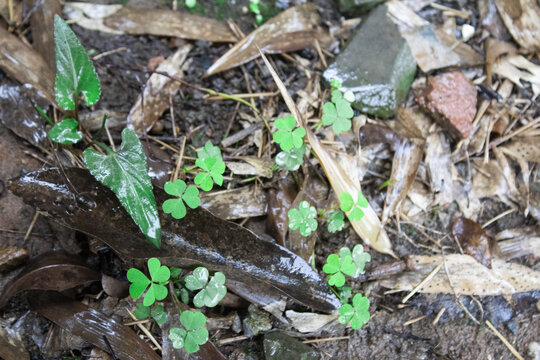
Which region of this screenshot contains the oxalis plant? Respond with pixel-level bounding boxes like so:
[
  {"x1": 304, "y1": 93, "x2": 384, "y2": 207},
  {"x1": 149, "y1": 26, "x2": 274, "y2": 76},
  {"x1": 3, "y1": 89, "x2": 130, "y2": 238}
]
[
  {"x1": 272, "y1": 79, "x2": 372, "y2": 330},
  {"x1": 128, "y1": 258, "x2": 227, "y2": 353}
]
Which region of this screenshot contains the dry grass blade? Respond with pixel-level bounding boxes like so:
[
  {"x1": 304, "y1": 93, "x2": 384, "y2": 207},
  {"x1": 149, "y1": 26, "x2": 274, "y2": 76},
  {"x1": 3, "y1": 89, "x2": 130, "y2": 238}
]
[{"x1": 258, "y1": 48, "x2": 395, "y2": 257}]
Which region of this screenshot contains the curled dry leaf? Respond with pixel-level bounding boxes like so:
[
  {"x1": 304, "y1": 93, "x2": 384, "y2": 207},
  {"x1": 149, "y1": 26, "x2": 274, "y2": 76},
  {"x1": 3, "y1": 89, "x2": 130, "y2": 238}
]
[
  {"x1": 200, "y1": 185, "x2": 267, "y2": 220},
  {"x1": 0, "y1": 27, "x2": 54, "y2": 102},
  {"x1": 127, "y1": 44, "x2": 192, "y2": 134},
  {"x1": 0, "y1": 326, "x2": 29, "y2": 360},
  {"x1": 8, "y1": 168, "x2": 340, "y2": 312},
  {"x1": 64, "y1": 3, "x2": 236, "y2": 42},
  {"x1": 226, "y1": 156, "x2": 274, "y2": 178},
  {"x1": 205, "y1": 4, "x2": 330, "y2": 76},
  {"x1": 258, "y1": 49, "x2": 395, "y2": 257},
  {"x1": 0, "y1": 250, "x2": 100, "y2": 308},
  {"x1": 29, "y1": 291, "x2": 160, "y2": 360},
  {"x1": 380, "y1": 254, "x2": 540, "y2": 295},
  {"x1": 451, "y1": 217, "x2": 493, "y2": 269},
  {"x1": 381, "y1": 137, "x2": 424, "y2": 224}
]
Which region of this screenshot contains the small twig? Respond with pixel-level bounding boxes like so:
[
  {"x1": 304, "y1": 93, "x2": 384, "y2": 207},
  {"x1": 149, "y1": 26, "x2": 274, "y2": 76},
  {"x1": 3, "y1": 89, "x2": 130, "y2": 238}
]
[
  {"x1": 482, "y1": 208, "x2": 516, "y2": 228},
  {"x1": 432, "y1": 307, "x2": 446, "y2": 325},
  {"x1": 302, "y1": 336, "x2": 349, "y2": 344},
  {"x1": 216, "y1": 335, "x2": 249, "y2": 345},
  {"x1": 93, "y1": 47, "x2": 127, "y2": 61},
  {"x1": 403, "y1": 315, "x2": 426, "y2": 326},
  {"x1": 172, "y1": 136, "x2": 186, "y2": 182},
  {"x1": 105, "y1": 125, "x2": 116, "y2": 152},
  {"x1": 23, "y1": 211, "x2": 40, "y2": 246},
  {"x1": 125, "y1": 308, "x2": 162, "y2": 351},
  {"x1": 169, "y1": 91, "x2": 177, "y2": 138},
  {"x1": 402, "y1": 263, "x2": 443, "y2": 303},
  {"x1": 485, "y1": 320, "x2": 524, "y2": 360}
]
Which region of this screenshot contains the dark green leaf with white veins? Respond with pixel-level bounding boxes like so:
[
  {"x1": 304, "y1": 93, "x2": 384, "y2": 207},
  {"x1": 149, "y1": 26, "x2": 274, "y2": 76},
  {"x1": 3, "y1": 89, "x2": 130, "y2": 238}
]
[
  {"x1": 48, "y1": 118, "x2": 82, "y2": 145},
  {"x1": 83, "y1": 128, "x2": 161, "y2": 247},
  {"x1": 54, "y1": 15, "x2": 100, "y2": 110}
]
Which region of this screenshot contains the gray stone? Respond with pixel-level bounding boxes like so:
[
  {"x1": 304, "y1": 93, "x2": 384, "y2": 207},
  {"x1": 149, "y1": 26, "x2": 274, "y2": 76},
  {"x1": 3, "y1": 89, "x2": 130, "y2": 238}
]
[
  {"x1": 324, "y1": 5, "x2": 417, "y2": 117},
  {"x1": 242, "y1": 305, "x2": 272, "y2": 337},
  {"x1": 263, "y1": 331, "x2": 319, "y2": 360},
  {"x1": 338, "y1": 0, "x2": 386, "y2": 16}
]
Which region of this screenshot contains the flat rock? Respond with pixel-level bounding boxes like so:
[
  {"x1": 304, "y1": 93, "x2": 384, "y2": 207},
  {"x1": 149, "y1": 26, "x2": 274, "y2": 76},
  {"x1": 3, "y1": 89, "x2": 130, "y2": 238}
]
[
  {"x1": 263, "y1": 331, "x2": 319, "y2": 360},
  {"x1": 324, "y1": 5, "x2": 417, "y2": 117},
  {"x1": 337, "y1": 0, "x2": 385, "y2": 16},
  {"x1": 415, "y1": 71, "x2": 477, "y2": 139}
]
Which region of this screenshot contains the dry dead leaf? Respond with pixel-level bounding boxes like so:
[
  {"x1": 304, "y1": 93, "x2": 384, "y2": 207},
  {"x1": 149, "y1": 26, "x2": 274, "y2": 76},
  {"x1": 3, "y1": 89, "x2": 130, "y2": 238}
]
[
  {"x1": 64, "y1": 3, "x2": 236, "y2": 42},
  {"x1": 126, "y1": 44, "x2": 192, "y2": 134},
  {"x1": 380, "y1": 254, "x2": 540, "y2": 295},
  {"x1": 425, "y1": 132, "x2": 453, "y2": 205},
  {"x1": 200, "y1": 186, "x2": 267, "y2": 220},
  {"x1": 494, "y1": 0, "x2": 540, "y2": 52},
  {"x1": 493, "y1": 54, "x2": 540, "y2": 98},
  {"x1": 226, "y1": 156, "x2": 274, "y2": 178},
  {"x1": 205, "y1": 4, "x2": 330, "y2": 76},
  {"x1": 386, "y1": 0, "x2": 483, "y2": 72},
  {"x1": 452, "y1": 217, "x2": 493, "y2": 268}
]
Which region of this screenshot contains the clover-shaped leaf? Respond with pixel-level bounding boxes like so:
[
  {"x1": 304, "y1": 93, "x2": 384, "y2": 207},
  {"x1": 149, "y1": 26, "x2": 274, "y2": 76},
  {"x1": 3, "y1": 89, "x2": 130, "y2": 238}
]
[
  {"x1": 197, "y1": 141, "x2": 222, "y2": 162},
  {"x1": 162, "y1": 180, "x2": 200, "y2": 219},
  {"x1": 339, "y1": 286, "x2": 352, "y2": 304},
  {"x1": 275, "y1": 145, "x2": 305, "y2": 171},
  {"x1": 322, "y1": 253, "x2": 355, "y2": 288},
  {"x1": 273, "y1": 115, "x2": 306, "y2": 151},
  {"x1": 180, "y1": 311, "x2": 209, "y2": 353},
  {"x1": 339, "y1": 191, "x2": 369, "y2": 221},
  {"x1": 169, "y1": 327, "x2": 186, "y2": 349},
  {"x1": 127, "y1": 258, "x2": 170, "y2": 306},
  {"x1": 133, "y1": 303, "x2": 150, "y2": 319},
  {"x1": 330, "y1": 79, "x2": 341, "y2": 89},
  {"x1": 331, "y1": 89, "x2": 343, "y2": 103},
  {"x1": 194, "y1": 157, "x2": 225, "y2": 191},
  {"x1": 321, "y1": 99, "x2": 353, "y2": 135},
  {"x1": 48, "y1": 118, "x2": 82, "y2": 145},
  {"x1": 193, "y1": 272, "x2": 227, "y2": 308},
  {"x1": 338, "y1": 293, "x2": 370, "y2": 330},
  {"x1": 185, "y1": 267, "x2": 209, "y2": 291},
  {"x1": 288, "y1": 200, "x2": 318, "y2": 236},
  {"x1": 327, "y1": 210, "x2": 345, "y2": 233},
  {"x1": 339, "y1": 245, "x2": 370, "y2": 278}
]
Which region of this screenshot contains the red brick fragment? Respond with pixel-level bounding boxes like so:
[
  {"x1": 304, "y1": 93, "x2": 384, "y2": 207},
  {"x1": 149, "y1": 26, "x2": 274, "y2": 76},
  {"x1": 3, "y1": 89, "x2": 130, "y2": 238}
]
[{"x1": 416, "y1": 71, "x2": 477, "y2": 139}]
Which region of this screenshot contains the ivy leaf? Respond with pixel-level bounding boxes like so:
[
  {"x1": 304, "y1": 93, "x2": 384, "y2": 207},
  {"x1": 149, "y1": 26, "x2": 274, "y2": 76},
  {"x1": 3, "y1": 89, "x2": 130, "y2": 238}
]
[
  {"x1": 194, "y1": 157, "x2": 225, "y2": 191},
  {"x1": 193, "y1": 272, "x2": 227, "y2": 308},
  {"x1": 48, "y1": 118, "x2": 82, "y2": 145},
  {"x1": 197, "y1": 141, "x2": 222, "y2": 161},
  {"x1": 180, "y1": 311, "x2": 209, "y2": 353},
  {"x1": 273, "y1": 115, "x2": 305, "y2": 151},
  {"x1": 338, "y1": 294, "x2": 370, "y2": 330},
  {"x1": 288, "y1": 200, "x2": 318, "y2": 236},
  {"x1": 275, "y1": 145, "x2": 305, "y2": 171},
  {"x1": 327, "y1": 210, "x2": 345, "y2": 233},
  {"x1": 54, "y1": 15, "x2": 100, "y2": 110},
  {"x1": 184, "y1": 267, "x2": 209, "y2": 291},
  {"x1": 162, "y1": 180, "x2": 200, "y2": 219},
  {"x1": 84, "y1": 129, "x2": 161, "y2": 247},
  {"x1": 133, "y1": 303, "x2": 150, "y2": 320}
]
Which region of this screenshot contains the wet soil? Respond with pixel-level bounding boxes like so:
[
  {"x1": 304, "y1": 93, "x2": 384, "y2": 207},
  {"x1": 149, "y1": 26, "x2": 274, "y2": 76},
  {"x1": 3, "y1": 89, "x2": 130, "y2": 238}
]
[{"x1": 0, "y1": 0, "x2": 539, "y2": 359}]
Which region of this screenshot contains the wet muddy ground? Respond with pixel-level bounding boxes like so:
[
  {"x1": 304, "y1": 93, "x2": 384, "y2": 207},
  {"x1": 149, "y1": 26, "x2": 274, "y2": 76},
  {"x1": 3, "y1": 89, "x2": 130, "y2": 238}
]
[{"x1": 1, "y1": 0, "x2": 539, "y2": 359}]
